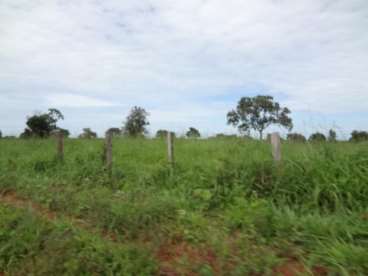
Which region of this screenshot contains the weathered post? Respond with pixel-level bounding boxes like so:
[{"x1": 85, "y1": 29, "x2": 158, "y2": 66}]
[
  {"x1": 105, "y1": 131, "x2": 113, "y2": 174},
  {"x1": 56, "y1": 130, "x2": 64, "y2": 161},
  {"x1": 167, "y1": 131, "x2": 174, "y2": 165},
  {"x1": 271, "y1": 132, "x2": 281, "y2": 162}
]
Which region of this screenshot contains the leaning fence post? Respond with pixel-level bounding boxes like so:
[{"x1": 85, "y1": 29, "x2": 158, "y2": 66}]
[
  {"x1": 167, "y1": 131, "x2": 174, "y2": 165},
  {"x1": 271, "y1": 132, "x2": 281, "y2": 162},
  {"x1": 105, "y1": 131, "x2": 113, "y2": 174},
  {"x1": 56, "y1": 130, "x2": 64, "y2": 161}
]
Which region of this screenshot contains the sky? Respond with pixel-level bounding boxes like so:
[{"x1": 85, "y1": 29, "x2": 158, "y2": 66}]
[{"x1": 1, "y1": 0, "x2": 368, "y2": 138}]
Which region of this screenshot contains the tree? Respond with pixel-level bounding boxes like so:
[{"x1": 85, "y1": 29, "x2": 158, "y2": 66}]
[
  {"x1": 21, "y1": 108, "x2": 64, "y2": 138},
  {"x1": 156, "y1": 129, "x2": 168, "y2": 139},
  {"x1": 350, "y1": 130, "x2": 368, "y2": 142},
  {"x1": 79, "y1": 128, "x2": 97, "y2": 139},
  {"x1": 0, "y1": 130, "x2": 2, "y2": 139},
  {"x1": 287, "y1": 133, "x2": 306, "y2": 143},
  {"x1": 58, "y1": 128, "x2": 70, "y2": 138},
  {"x1": 20, "y1": 128, "x2": 33, "y2": 139},
  {"x1": 106, "y1": 128, "x2": 122, "y2": 137},
  {"x1": 215, "y1": 133, "x2": 237, "y2": 139},
  {"x1": 328, "y1": 129, "x2": 337, "y2": 142},
  {"x1": 227, "y1": 95, "x2": 293, "y2": 140},
  {"x1": 186, "y1": 127, "x2": 201, "y2": 138},
  {"x1": 309, "y1": 132, "x2": 326, "y2": 142},
  {"x1": 123, "y1": 106, "x2": 149, "y2": 137}
]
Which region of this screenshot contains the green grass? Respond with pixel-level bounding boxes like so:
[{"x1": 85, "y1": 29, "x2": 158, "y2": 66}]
[
  {"x1": 0, "y1": 205, "x2": 157, "y2": 275},
  {"x1": 0, "y1": 137, "x2": 368, "y2": 275}
]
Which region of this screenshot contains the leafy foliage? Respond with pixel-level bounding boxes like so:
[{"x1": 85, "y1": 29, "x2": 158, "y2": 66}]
[
  {"x1": 215, "y1": 133, "x2": 238, "y2": 139},
  {"x1": 309, "y1": 132, "x2": 326, "y2": 142},
  {"x1": 78, "y1": 128, "x2": 97, "y2": 139},
  {"x1": 106, "y1": 127, "x2": 122, "y2": 137},
  {"x1": 155, "y1": 129, "x2": 169, "y2": 138},
  {"x1": 227, "y1": 95, "x2": 293, "y2": 139},
  {"x1": 287, "y1": 133, "x2": 306, "y2": 142},
  {"x1": 20, "y1": 108, "x2": 64, "y2": 138},
  {"x1": 123, "y1": 106, "x2": 150, "y2": 137},
  {"x1": 350, "y1": 130, "x2": 368, "y2": 142},
  {"x1": 58, "y1": 128, "x2": 70, "y2": 138},
  {"x1": 186, "y1": 127, "x2": 201, "y2": 138},
  {"x1": 328, "y1": 129, "x2": 337, "y2": 142}
]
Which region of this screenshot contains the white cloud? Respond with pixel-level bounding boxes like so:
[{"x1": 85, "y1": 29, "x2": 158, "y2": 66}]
[
  {"x1": 0, "y1": 0, "x2": 367, "y2": 136},
  {"x1": 46, "y1": 93, "x2": 116, "y2": 108}
]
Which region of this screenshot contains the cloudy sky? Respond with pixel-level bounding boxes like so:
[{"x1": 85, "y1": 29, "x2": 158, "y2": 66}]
[{"x1": 1, "y1": 0, "x2": 367, "y2": 138}]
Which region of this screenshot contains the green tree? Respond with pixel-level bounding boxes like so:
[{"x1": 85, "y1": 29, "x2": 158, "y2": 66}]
[
  {"x1": 227, "y1": 95, "x2": 293, "y2": 140},
  {"x1": 215, "y1": 133, "x2": 237, "y2": 139},
  {"x1": 0, "y1": 130, "x2": 2, "y2": 139},
  {"x1": 186, "y1": 127, "x2": 200, "y2": 138},
  {"x1": 79, "y1": 128, "x2": 97, "y2": 139},
  {"x1": 328, "y1": 129, "x2": 337, "y2": 142},
  {"x1": 309, "y1": 132, "x2": 326, "y2": 142},
  {"x1": 20, "y1": 128, "x2": 33, "y2": 139},
  {"x1": 350, "y1": 130, "x2": 368, "y2": 142},
  {"x1": 21, "y1": 108, "x2": 64, "y2": 138},
  {"x1": 123, "y1": 106, "x2": 149, "y2": 137},
  {"x1": 287, "y1": 133, "x2": 306, "y2": 143},
  {"x1": 155, "y1": 129, "x2": 168, "y2": 139},
  {"x1": 57, "y1": 128, "x2": 70, "y2": 138},
  {"x1": 106, "y1": 128, "x2": 122, "y2": 137}
]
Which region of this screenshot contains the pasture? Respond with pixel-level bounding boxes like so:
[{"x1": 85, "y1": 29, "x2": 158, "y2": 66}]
[{"x1": 0, "y1": 138, "x2": 367, "y2": 275}]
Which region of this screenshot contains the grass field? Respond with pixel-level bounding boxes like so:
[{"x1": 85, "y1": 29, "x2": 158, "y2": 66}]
[{"x1": 0, "y1": 137, "x2": 367, "y2": 275}]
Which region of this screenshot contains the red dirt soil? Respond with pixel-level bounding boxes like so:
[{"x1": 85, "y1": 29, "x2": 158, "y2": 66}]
[
  {"x1": 0, "y1": 190, "x2": 57, "y2": 220},
  {"x1": 274, "y1": 258, "x2": 328, "y2": 276},
  {"x1": 156, "y1": 239, "x2": 220, "y2": 276}
]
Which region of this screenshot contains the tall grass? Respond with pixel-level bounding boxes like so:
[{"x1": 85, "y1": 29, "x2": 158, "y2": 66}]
[{"x1": 0, "y1": 137, "x2": 367, "y2": 274}]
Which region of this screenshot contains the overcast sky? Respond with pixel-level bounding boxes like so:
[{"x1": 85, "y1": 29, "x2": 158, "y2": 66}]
[{"x1": 1, "y1": 0, "x2": 367, "y2": 138}]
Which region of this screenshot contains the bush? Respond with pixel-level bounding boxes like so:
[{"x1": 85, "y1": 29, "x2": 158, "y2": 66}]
[
  {"x1": 350, "y1": 130, "x2": 368, "y2": 142},
  {"x1": 287, "y1": 133, "x2": 307, "y2": 142},
  {"x1": 309, "y1": 132, "x2": 326, "y2": 142}
]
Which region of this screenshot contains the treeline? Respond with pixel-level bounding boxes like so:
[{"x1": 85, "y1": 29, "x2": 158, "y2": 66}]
[
  {"x1": 286, "y1": 130, "x2": 368, "y2": 143},
  {"x1": 0, "y1": 106, "x2": 203, "y2": 140},
  {"x1": 1, "y1": 94, "x2": 367, "y2": 142}
]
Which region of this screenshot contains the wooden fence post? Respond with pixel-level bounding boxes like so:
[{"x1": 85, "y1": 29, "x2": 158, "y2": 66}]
[
  {"x1": 105, "y1": 131, "x2": 113, "y2": 174},
  {"x1": 167, "y1": 131, "x2": 174, "y2": 165},
  {"x1": 56, "y1": 130, "x2": 64, "y2": 161},
  {"x1": 271, "y1": 132, "x2": 281, "y2": 162}
]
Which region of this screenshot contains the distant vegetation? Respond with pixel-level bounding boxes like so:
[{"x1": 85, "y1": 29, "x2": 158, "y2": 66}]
[
  {"x1": 186, "y1": 127, "x2": 201, "y2": 138},
  {"x1": 106, "y1": 127, "x2": 122, "y2": 137},
  {"x1": 227, "y1": 95, "x2": 293, "y2": 139},
  {"x1": 215, "y1": 133, "x2": 238, "y2": 139},
  {"x1": 350, "y1": 130, "x2": 368, "y2": 142},
  {"x1": 287, "y1": 133, "x2": 307, "y2": 142},
  {"x1": 328, "y1": 129, "x2": 337, "y2": 142},
  {"x1": 155, "y1": 129, "x2": 176, "y2": 139},
  {"x1": 6, "y1": 98, "x2": 367, "y2": 142},
  {"x1": 309, "y1": 132, "x2": 327, "y2": 142},
  {"x1": 122, "y1": 106, "x2": 149, "y2": 137},
  {"x1": 20, "y1": 108, "x2": 64, "y2": 138},
  {"x1": 78, "y1": 128, "x2": 97, "y2": 139}
]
